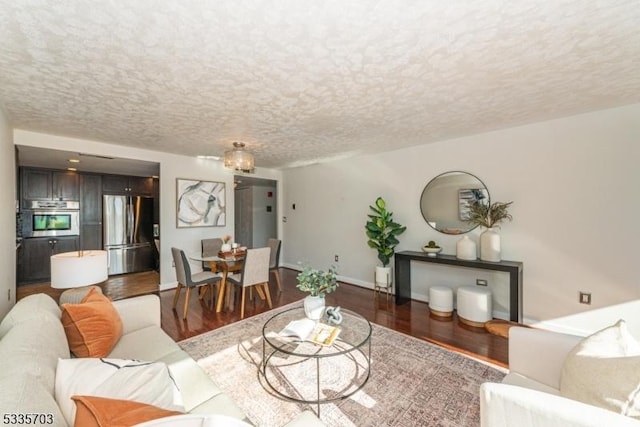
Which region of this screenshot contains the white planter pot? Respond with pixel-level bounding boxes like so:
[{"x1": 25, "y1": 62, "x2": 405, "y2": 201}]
[
  {"x1": 303, "y1": 295, "x2": 326, "y2": 320},
  {"x1": 480, "y1": 228, "x2": 501, "y2": 262},
  {"x1": 375, "y1": 266, "x2": 392, "y2": 286},
  {"x1": 220, "y1": 243, "x2": 231, "y2": 252}
]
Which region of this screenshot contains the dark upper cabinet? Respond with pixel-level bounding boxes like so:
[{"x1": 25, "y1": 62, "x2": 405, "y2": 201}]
[
  {"x1": 103, "y1": 174, "x2": 154, "y2": 196},
  {"x1": 18, "y1": 236, "x2": 79, "y2": 284},
  {"x1": 20, "y1": 168, "x2": 79, "y2": 207},
  {"x1": 52, "y1": 171, "x2": 80, "y2": 200}
]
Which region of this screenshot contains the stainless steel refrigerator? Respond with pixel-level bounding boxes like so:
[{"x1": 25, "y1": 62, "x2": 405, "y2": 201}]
[{"x1": 103, "y1": 195, "x2": 155, "y2": 275}]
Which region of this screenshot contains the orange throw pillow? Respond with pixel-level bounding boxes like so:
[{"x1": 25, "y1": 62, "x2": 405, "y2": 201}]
[
  {"x1": 71, "y1": 395, "x2": 182, "y2": 427},
  {"x1": 61, "y1": 287, "x2": 123, "y2": 357}
]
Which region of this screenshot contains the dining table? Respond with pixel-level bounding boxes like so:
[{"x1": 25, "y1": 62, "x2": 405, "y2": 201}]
[{"x1": 190, "y1": 252, "x2": 260, "y2": 313}]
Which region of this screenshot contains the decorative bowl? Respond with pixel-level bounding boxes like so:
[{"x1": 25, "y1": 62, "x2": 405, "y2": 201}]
[{"x1": 422, "y1": 246, "x2": 442, "y2": 257}]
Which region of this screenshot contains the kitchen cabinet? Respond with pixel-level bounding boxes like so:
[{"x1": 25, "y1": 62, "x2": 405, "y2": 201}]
[
  {"x1": 102, "y1": 175, "x2": 154, "y2": 196},
  {"x1": 80, "y1": 174, "x2": 102, "y2": 250},
  {"x1": 20, "y1": 168, "x2": 79, "y2": 208},
  {"x1": 18, "y1": 236, "x2": 79, "y2": 284}
]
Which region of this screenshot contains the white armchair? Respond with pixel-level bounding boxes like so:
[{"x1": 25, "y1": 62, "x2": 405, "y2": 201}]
[{"x1": 480, "y1": 326, "x2": 640, "y2": 427}]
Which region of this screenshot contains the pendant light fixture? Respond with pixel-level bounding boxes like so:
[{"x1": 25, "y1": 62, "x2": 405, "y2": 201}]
[{"x1": 224, "y1": 142, "x2": 255, "y2": 173}]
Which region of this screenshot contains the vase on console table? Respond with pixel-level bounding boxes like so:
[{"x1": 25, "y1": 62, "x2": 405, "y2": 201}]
[
  {"x1": 220, "y1": 243, "x2": 231, "y2": 252},
  {"x1": 456, "y1": 235, "x2": 477, "y2": 260},
  {"x1": 480, "y1": 228, "x2": 501, "y2": 262}
]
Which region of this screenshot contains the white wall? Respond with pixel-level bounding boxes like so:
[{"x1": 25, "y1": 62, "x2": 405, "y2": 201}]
[
  {"x1": 282, "y1": 104, "x2": 640, "y2": 326},
  {"x1": 13, "y1": 130, "x2": 283, "y2": 290},
  {"x1": 251, "y1": 185, "x2": 277, "y2": 247},
  {"x1": 0, "y1": 108, "x2": 16, "y2": 317}
]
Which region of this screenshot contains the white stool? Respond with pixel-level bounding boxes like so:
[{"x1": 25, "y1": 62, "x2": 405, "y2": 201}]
[
  {"x1": 428, "y1": 286, "x2": 453, "y2": 318},
  {"x1": 457, "y1": 286, "x2": 492, "y2": 327}
]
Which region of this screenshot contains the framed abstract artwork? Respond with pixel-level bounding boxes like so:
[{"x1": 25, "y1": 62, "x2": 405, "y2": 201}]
[{"x1": 176, "y1": 179, "x2": 226, "y2": 227}]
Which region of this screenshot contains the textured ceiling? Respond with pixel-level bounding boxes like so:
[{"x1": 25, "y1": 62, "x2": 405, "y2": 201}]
[{"x1": 1, "y1": 0, "x2": 639, "y2": 169}]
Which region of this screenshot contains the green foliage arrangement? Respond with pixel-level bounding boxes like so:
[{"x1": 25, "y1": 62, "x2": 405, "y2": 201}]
[
  {"x1": 296, "y1": 266, "x2": 338, "y2": 297},
  {"x1": 466, "y1": 201, "x2": 513, "y2": 229},
  {"x1": 365, "y1": 197, "x2": 407, "y2": 267}
]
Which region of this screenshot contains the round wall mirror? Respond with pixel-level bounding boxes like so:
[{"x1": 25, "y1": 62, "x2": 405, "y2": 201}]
[{"x1": 420, "y1": 171, "x2": 489, "y2": 235}]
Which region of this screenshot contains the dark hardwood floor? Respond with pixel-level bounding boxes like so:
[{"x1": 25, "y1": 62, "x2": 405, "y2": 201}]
[{"x1": 18, "y1": 267, "x2": 508, "y2": 368}]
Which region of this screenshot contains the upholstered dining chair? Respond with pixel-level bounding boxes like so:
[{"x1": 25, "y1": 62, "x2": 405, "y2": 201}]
[
  {"x1": 201, "y1": 238, "x2": 223, "y2": 272},
  {"x1": 226, "y1": 247, "x2": 272, "y2": 319},
  {"x1": 171, "y1": 247, "x2": 221, "y2": 319},
  {"x1": 267, "y1": 238, "x2": 282, "y2": 292}
]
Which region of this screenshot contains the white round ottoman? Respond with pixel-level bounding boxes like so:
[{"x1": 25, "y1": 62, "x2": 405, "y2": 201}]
[
  {"x1": 456, "y1": 286, "x2": 492, "y2": 327},
  {"x1": 428, "y1": 286, "x2": 453, "y2": 318}
]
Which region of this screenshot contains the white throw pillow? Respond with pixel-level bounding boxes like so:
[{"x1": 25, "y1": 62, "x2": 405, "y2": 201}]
[
  {"x1": 55, "y1": 358, "x2": 184, "y2": 426},
  {"x1": 560, "y1": 319, "x2": 640, "y2": 419}
]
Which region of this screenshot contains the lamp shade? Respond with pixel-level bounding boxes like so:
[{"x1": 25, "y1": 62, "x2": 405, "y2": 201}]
[
  {"x1": 224, "y1": 142, "x2": 255, "y2": 173},
  {"x1": 50, "y1": 250, "x2": 108, "y2": 289}
]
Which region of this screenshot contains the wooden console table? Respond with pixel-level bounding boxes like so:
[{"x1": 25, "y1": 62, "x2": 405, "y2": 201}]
[{"x1": 394, "y1": 251, "x2": 523, "y2": 323}]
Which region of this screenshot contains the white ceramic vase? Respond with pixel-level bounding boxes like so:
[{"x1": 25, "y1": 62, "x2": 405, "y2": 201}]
[
  {"x1": 220, "y1": 243, "x2": 231, "y2": 252},
  {"x1": 303, "y1": 295, "x2": 326, "y2": 320},
  {"x1": 480, "y1": 228, "x2": 501, "y2": 262},
  {"x1": 456, "y1": 235, "x2": 477, "y2": 260}
]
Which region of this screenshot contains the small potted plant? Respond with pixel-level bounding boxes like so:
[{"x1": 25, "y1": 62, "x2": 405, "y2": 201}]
[
  {"x1": 465, "y1": 201, "x2": 513, "y2": 262},
  {"x1": 297, "y1": 266, "x2": 338, "y2": 320},
  {"x1": 365, "y1": 197, "x2": 407, "y2": 288}
]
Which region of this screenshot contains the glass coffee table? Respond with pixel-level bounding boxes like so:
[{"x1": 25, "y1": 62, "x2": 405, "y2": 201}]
[{"x1": 261, "y1": 306, "x2": 372, "y2": 415}]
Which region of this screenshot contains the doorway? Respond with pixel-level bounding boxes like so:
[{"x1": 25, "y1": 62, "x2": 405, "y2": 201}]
[{"x1": 234, "y1": 176, "x2": 278, "y2": 248}]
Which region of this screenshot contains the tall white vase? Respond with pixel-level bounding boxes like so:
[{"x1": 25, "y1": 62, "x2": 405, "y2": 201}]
[
  {"x1": 303, "y1": 295, "x2": 325, "y2": 320},
  {"x1": 480, "y1": 228, "x2": 501, "y2": 262}
]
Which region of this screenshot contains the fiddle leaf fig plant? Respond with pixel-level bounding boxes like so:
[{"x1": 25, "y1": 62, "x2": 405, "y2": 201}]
[
  {"x1": 466, "y1": 201, "x2": 513, "y2": 229},
  {"x1": 365, "y1": 197, "x2": 407, "y2": 267}
]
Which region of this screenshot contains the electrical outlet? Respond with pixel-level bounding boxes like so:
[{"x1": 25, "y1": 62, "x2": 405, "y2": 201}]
[
  {"x1": 476, "y1": 279, "x2": 488, "y2": 286},
  {"x1": 334, "y1": 254, "x2": 339, "y2": 262},
  {"x1": 579, "y1": 291, "x2": 592, "y2": 305}
]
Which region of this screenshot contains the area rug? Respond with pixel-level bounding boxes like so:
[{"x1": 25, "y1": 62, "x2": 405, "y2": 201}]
[{"x1": 179, "y1": 301, "x2": 506, "y2": 427}]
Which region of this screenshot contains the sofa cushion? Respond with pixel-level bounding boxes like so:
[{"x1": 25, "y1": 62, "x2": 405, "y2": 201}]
[
  {"x1": 109, "y1": 325, "x2": 180, "y2": 361},
  {"x1": 560, "y1": 319, "x2": 640, "y2": 419},
  {"x1": 71, "y1": 395, "x2": 182, "y2": 427},
  {"x1": 0, "y1": 293, "x2": 61, "y2": 337},
  {"x1": 55, "y1": 358, "x2": 184, "y2": 426},
  {"x1": 61, "y1": 287, "x2": 123, "y2": 357}
]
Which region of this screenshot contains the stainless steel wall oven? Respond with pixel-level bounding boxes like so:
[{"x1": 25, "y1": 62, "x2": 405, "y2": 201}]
[{"x1": 21, "y1": 200, "x2": 80, "y2": 238}]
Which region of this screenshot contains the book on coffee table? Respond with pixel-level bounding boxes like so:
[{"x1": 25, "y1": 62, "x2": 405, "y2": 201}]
[{"x1": 279, "y1": 318, "x2": 341, "y2": 347}]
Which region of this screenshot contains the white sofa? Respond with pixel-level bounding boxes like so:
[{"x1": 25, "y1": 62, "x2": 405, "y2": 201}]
[
  {"x1": 480, "y1": 326, "x2": 640, "y2": 427},
  {"x1": 0, "y1": 293, "x2": 322, "y2": 427}
]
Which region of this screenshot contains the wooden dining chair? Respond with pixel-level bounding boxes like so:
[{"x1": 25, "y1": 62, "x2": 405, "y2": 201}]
[
  {"x1": 171, "y1": 247, "x2": 221, "y2": 319},
  {"x1": 226, "y1": 247, "x2": 272, "y2": 319},
  {"x1": 267, "y1": 238, "x2": 282, "y2": 292}
]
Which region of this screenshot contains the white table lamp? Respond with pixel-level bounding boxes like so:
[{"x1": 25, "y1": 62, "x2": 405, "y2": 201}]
[{"x1": 51, "y1": 250, "x2": 108, "y2": 303}]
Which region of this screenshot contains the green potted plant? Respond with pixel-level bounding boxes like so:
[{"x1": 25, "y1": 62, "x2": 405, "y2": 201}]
[
  {"x1": 297, "y1": 266, "x2": 338, "y2": 319},
  {"x1": 365, "y1": 197, "x2": 407, "y2": 288},
  {"x1": 465, "y1": 201, "x2": 513, "y2": 262}
]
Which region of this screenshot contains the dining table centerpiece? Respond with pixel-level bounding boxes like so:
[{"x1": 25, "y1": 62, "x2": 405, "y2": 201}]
[
  {"x1": 296, "y1": 266, "x2": 338, "y2": 320},
  {"x1": 220, "y1": 234, "x2": 232, "y2": 252}
]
